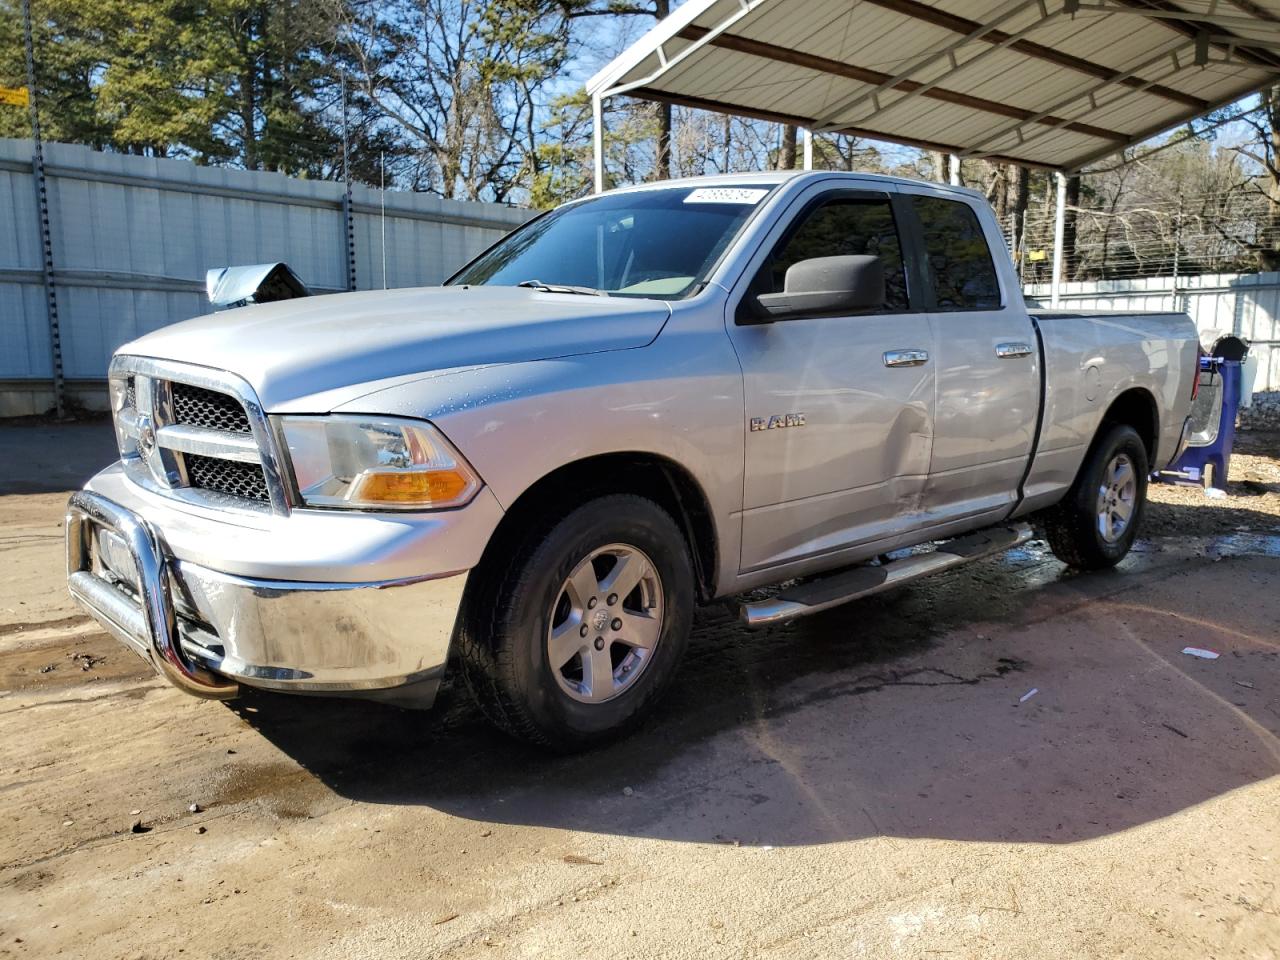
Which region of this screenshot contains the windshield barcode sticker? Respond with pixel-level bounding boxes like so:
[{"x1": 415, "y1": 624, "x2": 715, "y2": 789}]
[{"x1": 684, "y1": 187, "x2": 769, "y2": 205}]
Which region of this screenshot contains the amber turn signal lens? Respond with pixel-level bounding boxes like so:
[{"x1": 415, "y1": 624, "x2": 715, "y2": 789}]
[{"x1": 348, "y1": 469, "x2": 472, "y2": 504}]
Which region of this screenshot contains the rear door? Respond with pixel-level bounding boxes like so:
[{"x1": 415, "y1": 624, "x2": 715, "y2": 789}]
[
  {"x1": 896, "y1": 187, "x2": 1040, "y2": 528},
  {"x1": 726, "y1": 184, "x2": 936, "y2": 573}
]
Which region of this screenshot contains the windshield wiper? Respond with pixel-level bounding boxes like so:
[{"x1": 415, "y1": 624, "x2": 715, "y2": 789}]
[{"x1": 515, "y1": 279, "x2": 608, "y2": 297}]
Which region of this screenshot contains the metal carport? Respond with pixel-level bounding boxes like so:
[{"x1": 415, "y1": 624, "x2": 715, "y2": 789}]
[{"x1": 585, "y1": 0, "x2": 1280, "y2": 302}]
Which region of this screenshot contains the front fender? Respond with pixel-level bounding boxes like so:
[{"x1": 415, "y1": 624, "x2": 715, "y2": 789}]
[{"x1": 332, "y1": 332, "x2": 747, "y2": 582}]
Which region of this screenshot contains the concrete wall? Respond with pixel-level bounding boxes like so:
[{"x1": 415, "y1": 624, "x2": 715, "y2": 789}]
[{"x1": 0, "y1": 139, "x2": 533, "y2": 416}]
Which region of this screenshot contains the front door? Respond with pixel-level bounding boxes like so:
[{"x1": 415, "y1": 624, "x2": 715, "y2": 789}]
[{"x1": 726, "y1": 186, "x2": 936, "y2": 573}]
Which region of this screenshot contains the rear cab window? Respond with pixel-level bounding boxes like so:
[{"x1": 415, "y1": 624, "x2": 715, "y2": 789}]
[{"x1": 909, "y1": 195, "x2": 1003, "y2": 311}]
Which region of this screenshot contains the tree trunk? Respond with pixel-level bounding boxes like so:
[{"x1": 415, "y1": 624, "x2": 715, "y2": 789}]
[
  {"x1": 778, "y1": 124, "x2": 798, "y2": 169},
  {"x1": 931, "y1": 151, "x2": 948, "y2": 184},
  {"x1": 1011, "y1": 164, "x2": 1029, "y2": 266},
  {"x1": 237, "y1": 21, "x2": 258, "y2": 170},
  {"x1": 990, "y1": 163, "x2": 1010, "y2": 226},
  {"x1": 655, "y1": 103, "x2": 672, "y2": 180},
  {"x1": 1063, "y1": 174, "x2": 1081, "y2": 281},
  {"x1": 654, "y1": 0, "x2": 671, "y2": 179},
  {"x1": 722, "y1": 114, "x2": 732, "y2": 173}
]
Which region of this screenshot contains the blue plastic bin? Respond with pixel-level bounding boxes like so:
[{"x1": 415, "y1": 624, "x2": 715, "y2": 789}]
[{"x1": 1159, "y1": 355, "x2": 1242, "y2": 492}]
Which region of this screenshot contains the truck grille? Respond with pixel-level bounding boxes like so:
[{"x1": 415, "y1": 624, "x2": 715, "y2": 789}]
[
  {"x1": 172, "y1": 383, "x2": 251, "y2": 434},
  {"x1": 111, "y1": 358, "x2": 286, "y2": 514},
  {"x1": 185, "y1": 455, "x2": 271, "y2": 503}
]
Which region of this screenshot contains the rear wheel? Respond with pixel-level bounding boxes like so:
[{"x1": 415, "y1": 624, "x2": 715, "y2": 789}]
[
  {"x1": 458, "y1": 494, "x2": 694, "y2": 751},
  {"x1": 1042, "y1": 423, "x2": 1149, "y2": 570}
]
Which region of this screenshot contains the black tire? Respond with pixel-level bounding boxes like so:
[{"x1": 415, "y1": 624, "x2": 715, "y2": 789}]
[
  {"x1": 457, "y1": 494, "x2": 695, "y2": 751},
  {"x1": 1042, "y1": 423, "x2": 1149, "y2": 570}
]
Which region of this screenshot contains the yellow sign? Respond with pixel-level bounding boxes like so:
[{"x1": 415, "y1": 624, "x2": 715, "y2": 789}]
[
  {"x1": 0, "y1": 86, "x2": 30, "y2": 107},
  {"x1": 1028, "y1": 249, "x2": 1047, "y2": 262}
]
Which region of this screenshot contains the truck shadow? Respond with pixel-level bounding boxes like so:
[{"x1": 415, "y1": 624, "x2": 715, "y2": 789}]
[{"x1": 227, "y1": 540, "x2": 1280, "y2": 848}]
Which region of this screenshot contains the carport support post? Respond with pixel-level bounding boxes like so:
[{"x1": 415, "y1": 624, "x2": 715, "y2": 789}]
[
  {"x1": 948, "y1": 154, "x2": 961, "y2": 186},
  {"x1": 1051, "y1": 170, "x2": 1067, "y2": 308},
  {"x1": 802, "y1": 128, "x2": 813, "y2": 170},
  {"x1": 592, "y1": 93, "x2": 604, "y2": 194}
]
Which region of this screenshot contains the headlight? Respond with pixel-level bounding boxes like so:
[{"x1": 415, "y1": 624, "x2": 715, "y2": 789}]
[
  {"x1": 275, "y1": 415, "x2": 481, "y2": 510},
  {"x1": 108, "y1": 372, "x2": 138, "y2": 458}
]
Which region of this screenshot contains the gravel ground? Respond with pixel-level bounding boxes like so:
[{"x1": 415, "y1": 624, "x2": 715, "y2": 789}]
[{"x1": 1146, "y1": 431, "x2": 1280, "y2": 538}]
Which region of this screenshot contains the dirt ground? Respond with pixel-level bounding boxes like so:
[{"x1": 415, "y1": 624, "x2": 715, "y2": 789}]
[{"x1": 1, "y1": 423, "x2": 1278, "y2": 960}]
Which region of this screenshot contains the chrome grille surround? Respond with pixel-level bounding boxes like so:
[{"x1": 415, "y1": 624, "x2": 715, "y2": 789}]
[{"x1": 109, "y1": 355, "x2": 291, "y2": 516}]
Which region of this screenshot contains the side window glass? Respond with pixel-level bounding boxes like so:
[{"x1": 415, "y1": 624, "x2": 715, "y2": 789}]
[
  {"x1": 761, "y1": 199, "x2": 909, "y2": 311},
  {"x1": 910, "y1": 196, "x2": 1002, "y2": 310}
]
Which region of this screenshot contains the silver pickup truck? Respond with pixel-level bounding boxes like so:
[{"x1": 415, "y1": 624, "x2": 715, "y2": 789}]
[{"x1": 67, "y1": 172, "x2": 1199, "y2": 750}]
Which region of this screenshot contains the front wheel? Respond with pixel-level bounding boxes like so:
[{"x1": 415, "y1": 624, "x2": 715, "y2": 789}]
[
  {"x1": 1042, "y1": 423, "x2": 1149, "y2": 570},
  {"x1": 457, "y1": 494, "x2": 694, "y2": 751}
]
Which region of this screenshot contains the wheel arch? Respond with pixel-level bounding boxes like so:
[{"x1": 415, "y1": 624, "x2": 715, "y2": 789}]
[
  {"x1": 1098, "y1": 386, "x2": 1159, "y2": 464},
  {"x1": 477, "y1": 452, "x2": 719, "y2": 602}
]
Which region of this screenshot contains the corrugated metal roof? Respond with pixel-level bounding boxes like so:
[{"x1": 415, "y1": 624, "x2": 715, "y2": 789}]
[{"x1": 587, "y1": 0, "x2": 1280, "y2": 171}]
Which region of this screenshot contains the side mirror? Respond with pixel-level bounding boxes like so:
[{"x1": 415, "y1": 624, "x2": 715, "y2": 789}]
[
  {"x1": 206, "y1": 263, "x2": 310, "y2": 310},
  {"x1": 752, "y1": 255, "x2": 885, "y2": 322}
]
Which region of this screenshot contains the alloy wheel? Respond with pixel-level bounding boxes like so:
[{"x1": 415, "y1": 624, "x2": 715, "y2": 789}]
[
  {"x1": 1096, "y1": 452, "x2": 1137, "y2": 543},
  {"x1": 546, "y1": 543, "x2": 664, "y2": 703}
]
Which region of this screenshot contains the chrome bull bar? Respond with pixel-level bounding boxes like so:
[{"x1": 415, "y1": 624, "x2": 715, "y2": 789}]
[{"x1": 65, "y1": 490, "x2": 239, "y2": 699}]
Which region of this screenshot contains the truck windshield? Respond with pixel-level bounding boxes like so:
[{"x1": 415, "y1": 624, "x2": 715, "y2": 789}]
[{"x1": 448, "y1": 185, "x2": 774, "y2": 299}]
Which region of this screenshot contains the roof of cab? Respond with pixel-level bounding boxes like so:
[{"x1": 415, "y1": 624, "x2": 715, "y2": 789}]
[{"x1": 600, "y1": 169, "x2": 988, "y2": 202}]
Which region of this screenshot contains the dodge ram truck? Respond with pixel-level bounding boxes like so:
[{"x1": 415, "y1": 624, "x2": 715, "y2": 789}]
[{"x1": 67, "y1": 172, "x2": 1199, "y2": 750}]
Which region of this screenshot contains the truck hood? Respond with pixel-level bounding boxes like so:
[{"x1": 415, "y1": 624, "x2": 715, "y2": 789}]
[{"x1": 120, "y1": 286, "x2": 672, "y2": 409}]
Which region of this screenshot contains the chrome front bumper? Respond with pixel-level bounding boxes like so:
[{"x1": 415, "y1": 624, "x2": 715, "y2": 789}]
[{"x1": 66, "y1": 490, "x2": 469, "y2": 706}]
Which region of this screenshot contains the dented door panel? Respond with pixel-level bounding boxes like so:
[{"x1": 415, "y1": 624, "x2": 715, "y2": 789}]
[{"x1": 730, "y1": 311, "x2": 936, "y2": 572}]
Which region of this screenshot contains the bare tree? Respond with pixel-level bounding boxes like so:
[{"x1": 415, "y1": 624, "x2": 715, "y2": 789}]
[
  {"x1": 1225, "y1": 84, "x2": 1280, "y2": 270},
  {"x1": 559, "y1": 0, "x2": 671, "y2": 178},
  {"x1": 337, "y1": 0, "x2": 570, "y2": 201}
]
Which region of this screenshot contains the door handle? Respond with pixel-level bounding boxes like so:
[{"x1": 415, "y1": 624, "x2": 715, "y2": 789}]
[
  {"x1": 996, "y1": 342, "x2": 1034, "y2": 359},
  {"x1": 883, "y1": 349, "x2": 929, "y2": 368}
]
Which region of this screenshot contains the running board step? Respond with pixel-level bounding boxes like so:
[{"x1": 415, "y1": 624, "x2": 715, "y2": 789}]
[{"x1": 737, "y1": 523, "x2": 1035, "y2": 628}]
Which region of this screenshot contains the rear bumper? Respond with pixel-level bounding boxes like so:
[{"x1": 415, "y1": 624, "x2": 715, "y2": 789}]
[{"x1": 66, "y1": 489, "x2": 471, "y2": 707}]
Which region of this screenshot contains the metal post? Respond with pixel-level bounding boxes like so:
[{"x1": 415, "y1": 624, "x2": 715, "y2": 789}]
[
  {"x1": 1051, "y1": 170, "x2": 1067, "y2": 307},
  {"x1": 949, "y1": 154, "x2": 961, "y2": 186},
  {"x1": 340, "y1": 75, "x2": 356, "y2": 292},
  {"x1": 592, "y1": 93, "x2": 605, "y2": 194},
  {"x1": 380, "y1": 151, "x2": 387, "y2": 290},
  {"x1": 802, "y1": 128, "x2": 813, "y2": 170},
  {"x1": 22, "y1": 0, "x2": 64, "y2": 419},
  {"x1": 1171, "y1": 199, "x2": 1182, "y2": 311}
]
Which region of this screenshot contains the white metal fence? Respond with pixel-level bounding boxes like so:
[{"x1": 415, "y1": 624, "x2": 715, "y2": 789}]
[
  {"x1": 0, "y1": 139, "x2": 532, "y2": 414},
  {"x1": 1024, "y1": 272, "x2": 1280, "y2": 393}
]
